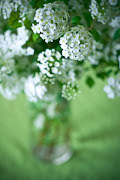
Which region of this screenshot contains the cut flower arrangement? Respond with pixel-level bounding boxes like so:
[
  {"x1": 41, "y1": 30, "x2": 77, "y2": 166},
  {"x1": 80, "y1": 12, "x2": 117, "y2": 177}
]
[{"x1": 0, "y1": 0, "x2": 120, "y2": 164}]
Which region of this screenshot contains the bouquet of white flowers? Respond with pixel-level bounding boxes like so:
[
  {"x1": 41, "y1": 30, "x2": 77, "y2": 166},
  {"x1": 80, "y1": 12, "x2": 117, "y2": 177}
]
[{"x1": 0, "y1": 0, "x2": 120, "y2": 164}]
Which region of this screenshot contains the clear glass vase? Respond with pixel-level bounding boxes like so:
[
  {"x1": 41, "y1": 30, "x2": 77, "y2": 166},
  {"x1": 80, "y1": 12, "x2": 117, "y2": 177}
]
[{"x1": 30, "y1": 97, "x2": 73, "y2": 165}]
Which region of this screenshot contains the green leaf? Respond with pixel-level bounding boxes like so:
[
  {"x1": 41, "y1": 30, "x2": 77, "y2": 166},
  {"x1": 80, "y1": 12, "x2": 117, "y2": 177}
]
[
  {"x1": 30, "y1": 0, "x2": 56, "y2": 8},
  {"x1": 24, "y1": 18, "x2": 31, "y2": 30},
  {"x1": 9, "y1": 21, "x2": 22, "y2": 29},
  {"x1": 9, "y1": 11, "x2": 19, "y2": 21},
  {"x1": 32, "y1": 33, "x2": 39, "y2": 42},
  {"x1": 91, "y1": 29, "x2": 101, "y2": 41},
  {"x1": 96, "y1": 0, "x2": 101, "y2": 5},
  {"x1": 8, "y1": 11, "x2": 22, "y2": 28},
  {"x1": 71, "y1": 16, "x2": 81, "y2": 25},
  {"x1": 113, "y1": 29, "x2": 120, "y2": 40},
  {"x1": 96, "y1": 72, "x2": 106, "y2": 80},
  {"x1": 82, "y1": 12, "x2": 92, "y2": 27},
  {"x1": 86, "y1": 76, "x2": 95, "y2": 87},
  {"x1": 30, "y1": 0, "x2": 44, "y2": 8}
]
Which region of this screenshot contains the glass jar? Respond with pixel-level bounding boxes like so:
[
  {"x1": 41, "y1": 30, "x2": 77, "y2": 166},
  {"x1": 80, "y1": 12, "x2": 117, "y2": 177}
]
[{"x1": 30, "y1": 97, "x2": 73, "y2": 165}]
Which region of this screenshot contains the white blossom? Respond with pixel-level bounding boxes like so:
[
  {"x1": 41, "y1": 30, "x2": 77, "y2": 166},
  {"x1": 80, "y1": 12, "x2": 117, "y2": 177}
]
[
  {"x1": 109, "y1": 0, "x2": 118, "y2": 6},
  {"x1": 104, "y1": 42, "x2": 120, "y2": 62},
  {"x1": 0, "y1": 26, "x2": 34, "y2": 82},
  {"x1": 24, "y1": 73, "x2": 47, "y2": 102},
  {"x1": 47, "y1": 102, "x2": 57, "y2": 118},
  {"x1": 87, "y1": 40, "x2": 103, "y2": 65},
  {"x1": 60, "y1": 25, "x2": 93, "y2": 61},
  {"x1": 37, "y1": 49, "x2": 62, "y2": 81},
  {"x1": 62, "y1": 82, "x2": 81, "y2": 101},
  {"x1": 31, "y1": 2, "x2": 69, "y2": 43},
  {"x1": 0, "y1": 73, "x2": 24, "y2": 100},
  {"x1": 110, "y1": 16, "x2": 120, "y2": 28},
  {"x1": 34, "y1": 114, "x2": 45, "y2": 129},
  {"x1": 89, "y1": 0, "x2": 110, "y2": 24},
  {"x1": 0, "y1": 0, "x2": 31, "y2": 19},
  {"x1": 104, "y1": 74, "x2": 120, "y2": 99},
  {"x1": 26, "y1": 47, "x2": 34, "y2": 56},
  {"x1": 89, "y1": 0, "x2": 120, "y2": 25}
]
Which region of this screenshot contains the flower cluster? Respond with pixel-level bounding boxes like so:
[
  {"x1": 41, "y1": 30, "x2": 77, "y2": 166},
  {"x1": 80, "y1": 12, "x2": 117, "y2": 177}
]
[
  {"x1": 62, "y1": 82, "x2": 81, "y2": 101},
  {"x1": 89, "y1": 0, "x2": 109, "y2": 24},
  {"x1": 24, "y1": 73, "x2": 47, "y2": 102},
  {"x1": 0, "y1": 0, "x2": 31, "y2": 19},
  {"x1": 0, "y1": 56, "x2": 14, "y2": 82},
  {"x1": 57, "y1": 58, "x2": 78, "y2": 84},
  {"x1": 110, "y1": 16, "x2": 120, "y2": 28},
  {"x1": 31, "y1": 2, "x2": 69, "y2": 43},
  {"x1": 104, "y1": 74, "x2": 120, "y2": 99},
  {"x1": 87, "y1": 40, "x2": 103, "y2": 65},
  {"x1": 108, "y1": 0, "x2": 118, "y2": 6},
  {"x1": 89, "y1": 0, "x2": 120, "y2": 25},
  {"x1": 0, "y1": 26, "x2": 34, "y2": 58},
  {"x1": 0, "y1": 73, "x2": 24, "y2": 100},
  {"x1": 104, "y1": 42, "x2": 120, "y2": 62},
  {"x1": 0, "y1": 26, "x2": 34, "y2": 81},
  {"x1": 39, "y1": 74, "x2": 56, "y2": 85},
  {"x1": 60, "y1": 25, "x2": 93, "y2": 61},
  {"x1": 37, "y1": 49, "x2": 62, "y2": 81},
  {"x1": 0, "y1": 0, "x2": 119, "y2": 104}
]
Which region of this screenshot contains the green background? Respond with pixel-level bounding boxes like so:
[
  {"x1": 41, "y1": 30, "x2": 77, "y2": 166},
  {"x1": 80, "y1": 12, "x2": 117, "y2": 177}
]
[{"x1": 0, "y1": 71, "x2": 120, "y2": 180}]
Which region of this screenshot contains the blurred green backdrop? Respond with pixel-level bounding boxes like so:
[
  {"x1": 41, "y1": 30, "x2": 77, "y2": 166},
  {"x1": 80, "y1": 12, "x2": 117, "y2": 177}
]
[{"x1": 0, "y1": 71, "x2": 120, "y2": 180}]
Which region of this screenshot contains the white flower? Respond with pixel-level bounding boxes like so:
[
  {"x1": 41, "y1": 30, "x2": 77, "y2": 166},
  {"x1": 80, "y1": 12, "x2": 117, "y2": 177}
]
[
  {"x1": 104, "y1": 74, "x2": 120, "y2": 99},
  {"x1": 24, "y1": 73, "x2": 47, "y2": 102},
  {"x1": 0, "y1": 0, "x2": 31, "y2": 19},
  {"x1": 87, "y1": 40, "x2": 103, "y2": 65},
  {"x1": 45, "y1": 49, "x2": 52, "y2": 57},
  {"x1": 31, "y1": 24, "x2": 38, "y2": 34},
  {"x1": 0, "y1": 26, "x2": 33, "y2": 82},
  {"x1": 107, "y1": 90, "x2": 115, "y2": 99},
  {"x1": 110, "y1": 16, "x2": 120, "y2": 28},
  {"x1": 59, "y1": 37, "x2": 67, "y2": 45},
  {"x1": 37, "y1": 49, "x2": 63, "y2": 84},
  {"x1": 109, "y1": 0, "x2": 118, "y2": 6},
  {"x1": 31, "y1": 2, "x2": 69, "y2": 43},
  {"x1": 55, "y1": 52, "x2": 61, "y2": 60},
  {"x1": 54, "y1": 62, "x2": 60, "y2": 67},
  {"x1": 69, "y1": 70, "x2": 76, "y2": 82},
  {"x1": 60, "y1": 25, "x2": 93, "y2": 61},
  {"x1": 104, "y1": 85, "x2": 112, "y2": 93},
  {"x1": 90, "y1": 0, "x2": 119, "y2": 25},
  {"x1": 62, "y1": 50, "x2": 69, "y2": 58},
  {"x1": 26, "y1": 47, "x2": 34, "y2": 55},
  {"x1": 62, "y1": 82, "x2": 81, "y2": 101},
  {"x1": 51, "y1": 67, "x2": 58, "y2": 74},
  {"x1": 34, "y1": 114, "x2": 45, "y2": 129},
  {"x1": 108, "y1": 77, "x2": 115, "y2": 86},
  {"x1": 0, "y1": 73, "x2": 24, "y2": 100},
  {"x1": 38, "y1": 53, "x2": 44, "y2": 61},
  {"x1": 47, "y1": 102, "x2": 57, "y2": 118},
  {"x1": 89, "y1": 0, "x2": 110, "y2": 24}
]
